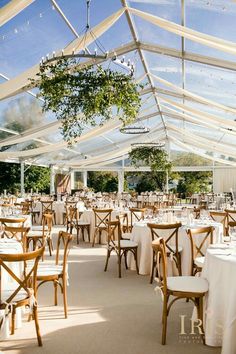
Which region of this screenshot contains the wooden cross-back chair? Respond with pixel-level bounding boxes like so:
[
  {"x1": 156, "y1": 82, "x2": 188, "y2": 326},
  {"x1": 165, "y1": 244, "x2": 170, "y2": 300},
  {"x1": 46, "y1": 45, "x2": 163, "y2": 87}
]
[
  {"x1": 104, "y1": 220, "x2": 139, "y2": 278},
  {"x1": 209, "y1": 211, "x2": 227, "y2": 236},
  {"x1": 129, "y1": 207, "x2": 146, "y2": 231},
  {"x1": 66, "y1": 207, "x2": 90, "y2": 244},
  {"x1": 187, "y1": 226, "x2": 214, "y2": 276},
  {"x1": 40, "y1": 200, "x2": 55, "y2": 224},
  {"x1": 225, "y1": 209, "x2": 236, "y2": 235},
  {"x1": 92, "y1": 209, "x2": 113, "y2": 247},
  {"x1": 26, "y1": 213, "x2": 53, "y2": 257},
  {"x1": 142, "y1": 194, "x2": 150, "y2": 207},
  {"x1": 36, "y1": 231, "x2": 73, "y2": 318},
  {"x1": 63, "y1": 201, "x2": 78, "y2": 225},
  {"x1": 152, "y1": 238, "x2": 208, "y2": 345},
  {"x1": 147, "y1": 222, "x2": 182, "y2": 284},
  {"x1": 3, "y1": 226, "x2": 30, "y2": 252},
  {"x1": 0, "y1": 247, "x2": 44, "y2": 345}
]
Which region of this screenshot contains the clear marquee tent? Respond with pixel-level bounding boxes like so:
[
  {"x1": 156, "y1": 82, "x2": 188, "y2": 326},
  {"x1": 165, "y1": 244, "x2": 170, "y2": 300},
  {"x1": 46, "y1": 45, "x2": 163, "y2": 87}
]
[{"x1": 1, "y1": 0, "x2": 236, "y2": 193}]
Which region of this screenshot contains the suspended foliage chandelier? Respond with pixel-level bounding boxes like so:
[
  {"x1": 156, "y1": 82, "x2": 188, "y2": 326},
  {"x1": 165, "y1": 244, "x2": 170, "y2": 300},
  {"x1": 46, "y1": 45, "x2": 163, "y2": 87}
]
[
  {"x1": 32, "y1": 0, "x2": 142, "y2": 145},
  {"x1": 120, "y1": 125, "x2": 150, "y2": 134}
]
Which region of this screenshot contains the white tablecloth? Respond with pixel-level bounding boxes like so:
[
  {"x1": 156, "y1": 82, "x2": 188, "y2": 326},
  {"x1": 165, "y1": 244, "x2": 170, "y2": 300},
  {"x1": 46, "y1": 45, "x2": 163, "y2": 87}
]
[
  {"x1": 202, "y1": 247, "x2": 236, "y2": 354},
  {"x1": 129, "y1": 220, "x2": 223, "y2": 275},
  {"x1": 0, "y1": 239, "x2": 23, "y2": 339}
]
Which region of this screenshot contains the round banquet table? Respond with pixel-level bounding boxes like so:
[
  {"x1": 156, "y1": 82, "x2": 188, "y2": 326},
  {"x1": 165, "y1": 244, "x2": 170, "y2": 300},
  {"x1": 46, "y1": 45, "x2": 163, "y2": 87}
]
[
  {"x1": 128, "y1": 220, "x2": 223, "y2": 276},
  {"x1": 202, "y1": 247, "x2": 236, "y2": 354}
]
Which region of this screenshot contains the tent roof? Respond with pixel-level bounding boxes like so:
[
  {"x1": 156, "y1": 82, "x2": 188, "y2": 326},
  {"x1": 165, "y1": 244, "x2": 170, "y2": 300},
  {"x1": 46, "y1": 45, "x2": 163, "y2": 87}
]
[{"x1": 1, "y1": 0, "x2": 236, "y2": 170}]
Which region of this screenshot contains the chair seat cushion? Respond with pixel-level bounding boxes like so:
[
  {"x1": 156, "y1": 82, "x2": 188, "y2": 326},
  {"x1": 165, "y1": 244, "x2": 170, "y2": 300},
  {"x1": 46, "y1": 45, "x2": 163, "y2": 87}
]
[
  {"x1": 37, "y1": 264, "x2": 63, "y2": 277},
  {"x1": 167, "y1": 276, "x2": 208, "y2": 293},
  {"x1": 122, "y1": 232, "x2": 132, "y2": 240},
  {"x1": 76, "y1": 221, "x2": 90, "y2": 226},
  {"x1": 27, "y1": 230, "x2": 43, "y2": 238},
  {"x1": 194, "y1": 256, "x2": 205, "y2": 268},
  {"x1": 113, "y1": 240, "x2": 138, "y2": 248},
  {"x1": 31, "y1": 225, "x2": 48, "y2": 232}
]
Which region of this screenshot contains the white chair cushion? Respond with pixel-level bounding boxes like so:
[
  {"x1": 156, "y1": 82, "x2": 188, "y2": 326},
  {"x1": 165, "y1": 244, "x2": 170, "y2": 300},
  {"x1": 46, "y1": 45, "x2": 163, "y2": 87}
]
[
  {"x1": 113, "y1": 240, "x2": 138, "y2": 248},
  {"x1": 122, "y1": 232, "x2": 132, "y2": 240},
  {"x1": 167, "y1": 276, "x2": 208, "y2": 293},
  {"x1": 37, "y1": 264, "x2": 63, "y2": 277},
  {"x1": 194, "y1": 256, "x2": 205, "y2": 268},
  {"x1": 76, "y1": 221, "x2": 90, "y2": 226},
  {"x1": 27, "y1": 230, "x2": 43, "y2": 237},
  {"x1": 31, "y1": 225, "x2": 48, "y2": 232}
]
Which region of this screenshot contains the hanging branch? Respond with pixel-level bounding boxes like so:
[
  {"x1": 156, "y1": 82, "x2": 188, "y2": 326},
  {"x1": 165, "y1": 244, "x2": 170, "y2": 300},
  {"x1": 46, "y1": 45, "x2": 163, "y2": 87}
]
[{"x1": 31, "y1": 57, "x2": 142, "y2": 145}]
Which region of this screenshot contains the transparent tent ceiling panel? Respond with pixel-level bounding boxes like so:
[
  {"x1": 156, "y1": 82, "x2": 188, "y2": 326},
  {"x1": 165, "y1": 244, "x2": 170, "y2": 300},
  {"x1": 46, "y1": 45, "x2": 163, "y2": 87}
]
[{"x1": 1, "y1": 0, "x2": 236, "y2": 168}]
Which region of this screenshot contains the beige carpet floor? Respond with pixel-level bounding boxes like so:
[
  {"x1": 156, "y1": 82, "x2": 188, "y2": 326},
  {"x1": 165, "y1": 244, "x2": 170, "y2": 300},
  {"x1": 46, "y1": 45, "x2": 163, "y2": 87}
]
[{"x1": 1, "y1": 227, "x2": 221, "y2": 354}]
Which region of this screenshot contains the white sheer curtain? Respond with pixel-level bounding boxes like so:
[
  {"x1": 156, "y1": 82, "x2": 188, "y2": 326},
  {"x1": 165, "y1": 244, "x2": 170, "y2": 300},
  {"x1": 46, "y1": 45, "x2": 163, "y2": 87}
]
[{"x1": 213, "y1": 168, "x2": 236, "y2": 193}]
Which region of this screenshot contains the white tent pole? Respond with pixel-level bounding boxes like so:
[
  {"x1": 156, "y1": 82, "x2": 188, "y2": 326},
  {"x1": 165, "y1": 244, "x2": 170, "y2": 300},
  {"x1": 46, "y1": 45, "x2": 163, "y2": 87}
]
[
  {"x1": 83, "y1": 171, "x2": 88, "y2": 188},
  {"x1": 70, "y1": 170, "x2": 75, "y2": 192},
  {"x1": 20, "y1": 160, "x2": 24, "y2": 196},
  {"x1": 50, "y1": 165, "x2": 55, "y2": 195},
  {"x1": 118, "y1": 170, "x2": 124, "y2": 193}
]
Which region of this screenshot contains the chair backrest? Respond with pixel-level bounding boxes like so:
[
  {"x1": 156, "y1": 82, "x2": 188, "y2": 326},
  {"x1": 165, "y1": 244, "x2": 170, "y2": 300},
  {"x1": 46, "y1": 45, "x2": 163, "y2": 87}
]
[
  {"x1": 93, "y1": 209, "x2": 113, "y2": 228},
  {"x1": 225, "y1": 209, "x2": 236, "y2": 223},
  {"x1": 42, "y1": 213, "x2": 53, "y2": 235},
  {"x1": 107, "y1": 220, "x2": 122, "y2": 250},
  {"x1": 66, "y1": 206, "x2": 78, "y2": 224},
  {"x1": 3, "y1": 226, "x2": 30, "y2": 251},
  {"x1": 129, "y1": 208, "x2": 146, "y2": 229},
  {"x1": 187, "y1": 226, "x2": 214, "y2": 274},
  {"x1": 0, "y1": 247, "x2": 44, "y2": 305},
  {"x1": 147, "y1": 222, "x2": 182, "y2": 255},
  {"x1": 210, "y1": 211, "x2": 227, "y2": 235},
  {"x1": 151, "y1": 238, "x2": 168, "y2": 294},
  {"x1": 41, "y1": 201, "x2": 53, "y2": 213},
  {"x1": 55, "y1": 231, "x2": 73, "y2": 273},
  {"x1": 0, "y1": 217, "x2": 26, "y2": 228},
  {"x1": 116, "y1": 213, "x2": 128, "y2": 232}
]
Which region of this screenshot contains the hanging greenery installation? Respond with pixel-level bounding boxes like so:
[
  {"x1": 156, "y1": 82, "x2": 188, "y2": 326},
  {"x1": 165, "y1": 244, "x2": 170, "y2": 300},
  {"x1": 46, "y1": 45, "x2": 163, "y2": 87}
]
[
  {"x1": 31, "y1": 57, "x2": 142, "y2": 145},
  {"x1": 129, "y1": 145, "x2": 172, "y2": 173}
]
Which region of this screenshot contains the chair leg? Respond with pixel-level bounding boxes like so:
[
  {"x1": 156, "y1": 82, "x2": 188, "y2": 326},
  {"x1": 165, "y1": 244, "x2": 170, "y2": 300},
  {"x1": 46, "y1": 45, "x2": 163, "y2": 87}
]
[
  {"x1": 11, "y1": 307, "x2": 16, "y2": 335},
  {"x1": 162, "y1": 297, "x2": 168, "y2": 345},
  {"x1": 76, "y1": 227, "x2": 79, "y2": 244},
  {"x1": 54, "y1": 281, "x2": 58, "y2": 306},
  {"x1": 104, "y1": 249, "x2": 110, "y2": 271},
  {"x1": 81, "y1": 226, "x2": 84, "y2": 241},
  {"x1": 134, "y1": 248, "x2": 139, "y2": 274},
  {"x1": 47, "y1": 238, "x2": 52, "y2": 256},
  {"x1": 92, "y1": 228, "x2": 98, "y2": 247},
  {"x1": 150, "y1": 251, "x2": 155, "y2": 284},
  {"x1": 87, "y1": 226, "x2": 90, "y2": 243},
  {"x1": 33, "y1": 304, "x2": 43, "y2": 346},
  {"x1": 118, "y1": 253, "x2": 122, "y2": 278},
  {"x1": 62, "y1": 278, "x2": 68, "y2": 319},
  {"x1": 124, "y1": 251, "x2": 128, "y2": 269}
]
